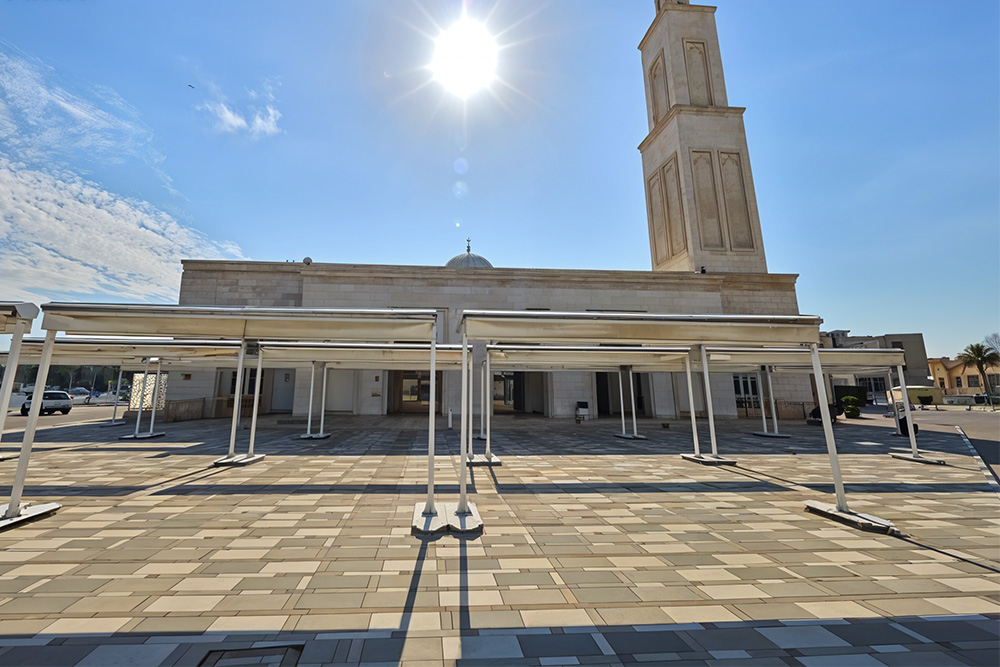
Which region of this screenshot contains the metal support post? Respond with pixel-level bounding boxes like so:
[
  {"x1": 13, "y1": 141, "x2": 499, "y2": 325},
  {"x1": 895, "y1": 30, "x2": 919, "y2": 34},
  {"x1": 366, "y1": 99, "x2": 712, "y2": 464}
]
[
  {"x1": 132, "y1": 358, "x2": 150, "y2": 438},
  {"x1": 422, "y1": 322, "x2": 437, "y2": 515},
  {"x1": 106, "y1": 368, "x2": 125, "y2": 425},
  {"x1": 0, "y1": 319, "x2": 26, "y2": 440},
  {"x1": 810, "y1": 343, "x2": 849, "y2": 513},
  {"x1": 228, "y1": 342, "x2": 246, "y2": 457},
  {"x1": 247, "y1": 351, "x2": 264, "y2": 457},
  {"x1": 617, "y1": 369, "x2": 626, "y2": 435},
  {"x1": 685, "y1": 356, "x2": 701, "y2": 457},
  {"x1": 467, "y1": 356, "x2": 474, "y2": 457},
  {"x1": 148, "y1": 363, "x2": 161, "y2": 435},
  {"x1": 757, "y1": 372, "x2": 768, "y2": 433},
  {"x1": 485, "y1": 352, "x2": 492, "y2": 459},
  {"x1": 898, "y1": 364, "x2": 919, "y2": 456},
  {"x1": 5, "y1": 330, "x2": 56, "y2": 519},
  {"x1": 306, "y1": 363, "x2": 315, "y2": 435},
  {"x1": 628, "y1": 367, "x2": 639, "y2": 436},
  {"x1": 700, "y1": 346, "x2": 719, "y2": 457},
  {"x1": 766, "y1": 366, "x2": 779, "y2": 434},
  {"x1": 319, "y1": 365, "x2": 328, "y2": 436},
  {"x1": 457, "y1": 333, "x2": 469, "y2": 514},
  {"x1": 886, "y1": 372, "x2": 901, "y2": 435},
  {"x1": 478, "y1": 361, "x2": 486, "y2": 440}
]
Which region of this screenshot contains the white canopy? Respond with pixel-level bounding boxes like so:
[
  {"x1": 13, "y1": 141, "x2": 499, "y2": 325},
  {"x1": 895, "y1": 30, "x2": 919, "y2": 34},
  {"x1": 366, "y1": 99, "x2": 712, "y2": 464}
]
[
  {"x1": 4, "y1": 337, "x2": 244, "y2": 368},
  {"x1": 0, "y1": 302, "x2": 38, "y2": 335},
  {"x1": 487, "y1": 345, "x2": 690, "y2": 372},
  {"x1": 41, "y1": 303, "x2": 438, "y2": 342},
  {"x1": 258, "y1": 341, "x2": 463, "y2": 370},
  {"x1": 462, "y1": 310, "x2": 821, "y2": 346},
  {"x1": 703, "y1": 346, "x2": 906, "y2": 373}
]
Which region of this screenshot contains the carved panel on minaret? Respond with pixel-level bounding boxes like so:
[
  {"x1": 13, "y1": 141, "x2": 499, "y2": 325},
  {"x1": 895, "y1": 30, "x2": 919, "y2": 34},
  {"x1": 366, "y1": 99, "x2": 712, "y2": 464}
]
[
  {"x1": 647, "y1": 170, "x2": 668, "y2": 263},
  {"x1": 692, "y1": 151, "x2": 725, "y2": 249},
  {"x1": 684, "y1": 40, "x2": 712, "y2": 106},
  {"x1": 650, "y1": 54, "x2": 668, "y2": 124},
  {"x1": 662, "y1": 155, "x2": 686, "y2": 255},
  {"x1": 720, "y1": 152, "x2": 754, "y2": 250}
]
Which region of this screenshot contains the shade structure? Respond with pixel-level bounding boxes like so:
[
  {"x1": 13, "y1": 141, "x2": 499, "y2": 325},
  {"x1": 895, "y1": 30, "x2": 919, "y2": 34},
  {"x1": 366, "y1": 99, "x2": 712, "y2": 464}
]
[
  {"x1": 702, "y1": 346, "x2": 906, "y2": 373},
  {"x1": 1, "y1": 302, "x2": 39, "y2": 335},
  {"x1": 40, "y1": 303, "x2": 439, "y2": 342},
  {"x1": 487, "y1": 344, "x2": 691, "y2": 372},
  {"x1": 257, "y1": 342, "x2": 463, "y2": 370},
  {"x1": 462, "y1": 310, "x2": 822, "y2": 346},
  {"x1": 4, "y1": 337, "x2": 245, "y2": 367}
]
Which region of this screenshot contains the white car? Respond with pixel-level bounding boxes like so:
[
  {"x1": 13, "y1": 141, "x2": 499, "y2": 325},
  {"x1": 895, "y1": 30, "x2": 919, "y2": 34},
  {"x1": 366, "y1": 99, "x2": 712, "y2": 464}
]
[{"x1": 20, "y1": 391, "x2": 73, "y2": 416}]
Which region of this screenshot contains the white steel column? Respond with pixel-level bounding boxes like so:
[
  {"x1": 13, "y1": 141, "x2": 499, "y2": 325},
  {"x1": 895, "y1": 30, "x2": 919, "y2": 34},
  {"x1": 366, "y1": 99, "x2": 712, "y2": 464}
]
[
  {"x1": 108, "y1": 368, "x2": 124, "y2": 425},
  {"x1": 617, "y1": 370, "x2": 627, "y2": 435},
  {"x1": 319, "y1": 365, "x2": 328, "y2": 435},
  {"x1": 4, "y1": 330, "x2": 56, "y2": 518},
  {"x1": 247, "y1": 351, "x2": 264, "y2": 458},
  {"x1": 627, "y1": 367, "x2": 639, "y2": 436},
  {"x1": 467, "y1": 356, "x2": 474, "y2": 457},
  {"x1": 132, "y1": 358, "x2": 150, "y2": 438},
  {"x1": 228, "y1": 342, "x2": 246, "y2": 457},
  {"x1": 685, "y1": 356, "x2": 701, "y2": 457},
  {"x1": 147, "y1": 362, "x2": 161, "y2": 435},
  {"x1": 479, "y1": 361, "x2": 486, "y2": 439},
  {"x1": 457, "y1": 333, "x2": 469, "y2": 514},
  {"x1": 700, "y1": 346, "x2": 719, "y2": 457},
  {"x1": 886, "y1": 372, "x2": 901, "y2": 435},
  {"x1": 0, "y1": 319, "x2": 26, "y2": 440},
  {"x1": 766, "y1": 366, "x2": 779, "y2": 434},
  {"x1": 810, "y1": 343, "x2": 849, "y2": 513},
  {"x1": 485, "y1": 351, "x2": 492, "y2": 459},
  {"x1": 757, "y1": 372, "x2": 768, "y2": 433},
  {"x1": 303, "y1": 363, "x2": 315, "y2": 438},
  {"x1": 423, "y1": 322, "x2": 438, "y2": 515},
  {"x1": 898, "y1": 364, "x2": 919, "y2": 456}
]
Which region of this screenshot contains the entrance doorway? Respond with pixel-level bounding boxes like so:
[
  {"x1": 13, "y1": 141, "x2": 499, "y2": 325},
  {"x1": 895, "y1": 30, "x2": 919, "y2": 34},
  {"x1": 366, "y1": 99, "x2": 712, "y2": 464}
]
[
  {"x1": 388, "y1": 370, "x2": 442, "y2": 413},
  {"x1": 492, "y1": 371, "x2": 545, "y2": 414},
  {"x1": 270, "y1": 369, "x2": 295, "y2": 412},
  {"x1": 596, "y1": 371, "x2": 646, "y2": 417}
]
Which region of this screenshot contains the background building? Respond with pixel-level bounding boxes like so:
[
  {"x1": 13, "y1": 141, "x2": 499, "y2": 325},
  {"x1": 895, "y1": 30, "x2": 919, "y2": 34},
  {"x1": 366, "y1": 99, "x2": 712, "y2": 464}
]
[{"x1": 165, "y1": 0, "x2": 820, "y2": 423}]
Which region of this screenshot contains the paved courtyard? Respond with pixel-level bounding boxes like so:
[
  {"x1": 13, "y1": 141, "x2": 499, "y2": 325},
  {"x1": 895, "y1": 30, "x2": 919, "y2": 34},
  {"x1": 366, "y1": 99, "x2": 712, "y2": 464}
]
[{"x1": 0, "y1": 413, "x2": 997, "y2": 666}]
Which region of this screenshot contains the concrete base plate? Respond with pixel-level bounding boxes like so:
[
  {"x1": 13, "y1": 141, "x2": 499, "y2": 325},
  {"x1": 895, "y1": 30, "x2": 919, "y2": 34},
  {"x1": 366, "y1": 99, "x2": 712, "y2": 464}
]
[
  {"x1": 299, "y1": 433, "x2": 331, "y2": 440},
  {"x1": 441, "y1": 501, "x2": 483, "y2": 533},
  {"x1": 99, "y1": 420, "x2": 128, "y2": 428},
  {"x1": 214, "y1": 454, "x2": 266, "y2": 467},
  {"x1": 474, "y1": 436, "x2": 487, "y2": 441},
  {"x1": 804, "y1": 500, "x2": 899, "y2": 535},
  {"x1": 0, "y1": 502, "x2": 61, "y2": 532},
  {"x1": 119, "y1": 432, "x2": 166, "y2": 440},
  {"x1": 411, "y1": 504, "x2": 449, "y2": 534},
  {"x1": 681, "y1": 453, "x2": 738, "y2": 466},
  {"x1": 752, "y1": 431, "x2": 791, "y2": 439},
  {"x1": 614, "y1": 433, "x2": 648, "y2": 440},
  {"x1": 469, "y1": 454, "x2": 502, "y2": 466},
  {"x1": 891, "y1": 451, "x2": 947, "y2": 465}
]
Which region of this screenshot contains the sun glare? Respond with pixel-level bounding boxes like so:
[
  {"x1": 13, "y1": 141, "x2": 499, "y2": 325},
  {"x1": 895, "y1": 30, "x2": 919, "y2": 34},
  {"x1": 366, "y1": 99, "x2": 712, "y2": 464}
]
[{"x1": 431, "y1": 17, "x2": 498, "y2": 99}]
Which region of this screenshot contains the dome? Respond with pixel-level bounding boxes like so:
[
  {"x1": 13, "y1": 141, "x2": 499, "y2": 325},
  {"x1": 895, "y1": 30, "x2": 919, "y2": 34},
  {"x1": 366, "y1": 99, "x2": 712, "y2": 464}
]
[{"x1": 446, "y1": 240, "x2": 493, "y2": 268}]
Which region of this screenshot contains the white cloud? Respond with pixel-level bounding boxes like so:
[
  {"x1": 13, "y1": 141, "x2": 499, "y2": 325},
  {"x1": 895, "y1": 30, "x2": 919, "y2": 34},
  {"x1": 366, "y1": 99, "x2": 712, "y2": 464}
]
[
  {"x1": 0, "y1": 156, "x2": 244, "y2": 304},
  {"x1": 197, "y1": 77, "x2": 283, "y2": 140},
  {"x1": 199, "y1": 100, "x2": 249, "y2": 133},
  {"x1": 0, "y1": 44, "x2": 175, "y2": 193}
]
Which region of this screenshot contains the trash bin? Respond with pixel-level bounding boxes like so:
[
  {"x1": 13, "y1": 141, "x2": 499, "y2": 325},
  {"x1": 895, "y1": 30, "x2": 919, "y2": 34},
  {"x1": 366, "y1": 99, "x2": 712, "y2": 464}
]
[
  {"x1": 899, "y1": 416, "x2": 919, "y2": 436},
  {"x1": 575, "y1": 401, "x2": 590, "y2": 423}
]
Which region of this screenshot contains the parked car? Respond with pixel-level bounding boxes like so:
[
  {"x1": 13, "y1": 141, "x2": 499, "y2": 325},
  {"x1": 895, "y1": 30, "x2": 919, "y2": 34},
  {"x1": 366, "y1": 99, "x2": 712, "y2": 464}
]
[{"x1": 20, "y1": 391, "x2": 73, "y2": 416}]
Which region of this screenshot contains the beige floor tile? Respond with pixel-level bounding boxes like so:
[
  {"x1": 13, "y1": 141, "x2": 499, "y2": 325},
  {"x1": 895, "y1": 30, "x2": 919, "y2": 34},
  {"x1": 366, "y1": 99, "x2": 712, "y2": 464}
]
[
  {"x1": 170, "y1": 578, "x2": 240, "y2": 592},
  {"x1": 661, "y1": 604, "x2": 741, "y2": 623},
  {"x1": 207, "y1": 615, "x2": 289, "y2": 632},
  {"x1": 924, "y1": 596, "x2": 1000, "y2": 614},
  {"x1": 144, "y1": 595, "x2": 224, "y2": 612},
  {"x1": 439, "y1": 590, "x2": 503, "y2": 607},
  {"x1": 293, "y1": 613, "x2": 371, "y2": 631},
  {"x1": 596, "y1": 606, "x2": 672, "y2": 625},
  {"x1": 699, "y1": 584, "x2": 768, "y2": 600},
  {"x1": 520, "y1": 609, "x2": 593, "y2": 627},
  {"x1": 43, "y1": 617, "x2": 131, "y2": 634},
  {"x1": 260, "y1": 561, "x2": 321, "y2": 574},
  {"x1": 798, "y1": 601, "x2": 880, "y2": 618}
]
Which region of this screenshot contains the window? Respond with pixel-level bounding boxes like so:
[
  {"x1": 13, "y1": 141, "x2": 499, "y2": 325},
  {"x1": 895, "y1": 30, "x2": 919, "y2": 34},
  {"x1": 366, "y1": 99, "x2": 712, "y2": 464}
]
[
  {"x1": 968, "y1": 375, "x2": 980, "y2": 388},
  {"x1": 956, "y1": 377, "x2": 962, "y2": 388},
  {"x1": 989, "y1": 374, "x2": 1000, "y2": 389},
  {"x1": 938, "y1": 379, "x2": 945, "y2": 388}
]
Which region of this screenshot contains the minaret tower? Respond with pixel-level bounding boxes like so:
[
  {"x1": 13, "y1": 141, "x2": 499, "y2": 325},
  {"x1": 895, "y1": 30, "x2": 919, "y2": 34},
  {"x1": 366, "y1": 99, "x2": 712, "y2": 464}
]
[{"x1": 640, "y1": 0, "x2": 768, "y2": 273}]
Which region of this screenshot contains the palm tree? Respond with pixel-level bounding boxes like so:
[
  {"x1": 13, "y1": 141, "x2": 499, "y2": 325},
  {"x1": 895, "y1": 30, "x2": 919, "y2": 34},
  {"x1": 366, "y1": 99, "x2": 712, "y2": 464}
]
[{"x1": 957, "y1": 343, "x2": 1000, "y2": 410}]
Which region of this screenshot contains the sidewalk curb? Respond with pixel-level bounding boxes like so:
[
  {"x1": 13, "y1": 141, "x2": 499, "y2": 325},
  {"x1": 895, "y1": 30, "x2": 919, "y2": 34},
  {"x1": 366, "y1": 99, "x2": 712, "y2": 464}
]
[{"x1": 955, "y1": 426, "x2": 1000, "y2": 501}]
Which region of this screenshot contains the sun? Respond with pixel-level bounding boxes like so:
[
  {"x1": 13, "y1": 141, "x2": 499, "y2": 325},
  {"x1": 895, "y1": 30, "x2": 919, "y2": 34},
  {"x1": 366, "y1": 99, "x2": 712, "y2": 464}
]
[{"x1": 430, "y1": 16, "x2": 498, "y2": 99}]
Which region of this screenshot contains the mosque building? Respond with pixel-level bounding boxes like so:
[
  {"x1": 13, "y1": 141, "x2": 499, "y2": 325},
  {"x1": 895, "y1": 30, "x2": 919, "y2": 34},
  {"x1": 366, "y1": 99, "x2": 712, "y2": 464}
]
[{"x1": 167, "y1": 0, "x2": 817, "y2": 423}]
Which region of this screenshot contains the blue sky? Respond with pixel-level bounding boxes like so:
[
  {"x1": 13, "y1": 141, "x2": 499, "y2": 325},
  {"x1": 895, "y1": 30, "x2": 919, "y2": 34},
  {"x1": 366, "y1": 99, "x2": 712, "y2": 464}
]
[{"x1": 0, "y1": 0, "x2": 997, "y2": 358}]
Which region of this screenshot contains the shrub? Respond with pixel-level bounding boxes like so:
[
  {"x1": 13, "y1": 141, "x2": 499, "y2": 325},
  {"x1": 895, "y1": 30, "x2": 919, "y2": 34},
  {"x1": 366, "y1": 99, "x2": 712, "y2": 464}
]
[
  {"x1": 834, "y1": 385, "x2": 868, "y2": 406},
  {"x1": 841, "y1": 395, "x2": 862, "y2": 418}
]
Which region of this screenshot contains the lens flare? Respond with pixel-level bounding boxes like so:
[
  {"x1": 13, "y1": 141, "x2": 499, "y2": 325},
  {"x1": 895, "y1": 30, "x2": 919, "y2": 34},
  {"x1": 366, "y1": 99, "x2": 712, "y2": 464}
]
[{"x1": 431, "y1": 17, "x2": 498, "y2": 99}]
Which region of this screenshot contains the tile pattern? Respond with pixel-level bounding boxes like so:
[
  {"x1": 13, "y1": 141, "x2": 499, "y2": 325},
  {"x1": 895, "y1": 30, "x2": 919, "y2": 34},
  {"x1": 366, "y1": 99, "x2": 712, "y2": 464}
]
[{"x1": 0, "y1": 414, "x2": 997, "y2": 666}]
